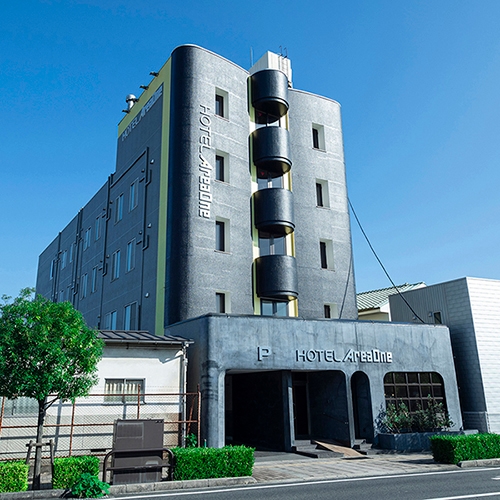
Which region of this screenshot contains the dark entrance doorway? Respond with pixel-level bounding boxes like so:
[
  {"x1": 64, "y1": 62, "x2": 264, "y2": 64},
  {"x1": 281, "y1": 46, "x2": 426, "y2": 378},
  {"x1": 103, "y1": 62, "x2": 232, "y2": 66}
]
[
  {"x1": 292, "y1": 373, "x2": 309, "y2": 439},
  {"x1": 351, "y1": 371, "x2": 374, "y2": 441},
  {"x1": 225, "y1": 371, "x2": 289, "y2": 451}
]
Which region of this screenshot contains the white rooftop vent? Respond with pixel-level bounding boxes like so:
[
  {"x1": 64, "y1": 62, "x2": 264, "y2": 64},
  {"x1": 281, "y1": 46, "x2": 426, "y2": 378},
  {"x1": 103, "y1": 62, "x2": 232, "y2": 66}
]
[{"x1": 250, "y1": 51, "x2": 292, "y2": 86}]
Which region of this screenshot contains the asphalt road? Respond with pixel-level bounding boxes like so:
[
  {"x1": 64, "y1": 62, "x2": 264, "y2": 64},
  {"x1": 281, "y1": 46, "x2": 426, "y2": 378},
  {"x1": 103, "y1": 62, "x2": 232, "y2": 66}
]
[{"x1": 112, "y1": 467, "x2": 500, "y2": 500}]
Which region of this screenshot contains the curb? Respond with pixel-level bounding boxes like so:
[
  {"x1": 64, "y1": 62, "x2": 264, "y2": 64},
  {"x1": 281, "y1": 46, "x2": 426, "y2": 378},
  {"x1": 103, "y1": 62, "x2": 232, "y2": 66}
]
[
  {"x1": 0, "y1": 476, "x2": 256, "y2": 499},
  {"x1": 458, "y1": 458, "x2": 500, "y2": 468}
]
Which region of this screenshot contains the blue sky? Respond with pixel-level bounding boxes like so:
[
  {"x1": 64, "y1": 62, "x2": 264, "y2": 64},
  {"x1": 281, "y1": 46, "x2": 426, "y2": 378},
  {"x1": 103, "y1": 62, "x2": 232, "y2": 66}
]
[{"x1": 1, "y1": 0, "x2": 499, "y2": 299}]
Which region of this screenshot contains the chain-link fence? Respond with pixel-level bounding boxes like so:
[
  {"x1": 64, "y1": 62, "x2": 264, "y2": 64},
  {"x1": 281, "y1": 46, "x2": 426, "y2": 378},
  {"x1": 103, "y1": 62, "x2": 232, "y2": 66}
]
[{"x1": 0, "y1": 390, "x2": 200, "y2": 460}]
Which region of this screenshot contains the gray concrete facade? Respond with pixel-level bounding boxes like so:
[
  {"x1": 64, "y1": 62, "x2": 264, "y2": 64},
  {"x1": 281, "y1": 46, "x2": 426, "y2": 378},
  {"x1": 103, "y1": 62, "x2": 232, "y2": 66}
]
[
  {"x1": 166, "y1": 314, "x2": 463, "y2": 450},
  {"x1": 36, "y1": 45, "x2": 463, "y2": 450}
]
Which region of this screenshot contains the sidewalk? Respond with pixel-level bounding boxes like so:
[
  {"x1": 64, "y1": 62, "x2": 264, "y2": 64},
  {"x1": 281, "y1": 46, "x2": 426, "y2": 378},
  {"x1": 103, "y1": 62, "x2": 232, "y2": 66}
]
[{"x1": 0, "y1": 451, "x2": 478, "y2": 499}]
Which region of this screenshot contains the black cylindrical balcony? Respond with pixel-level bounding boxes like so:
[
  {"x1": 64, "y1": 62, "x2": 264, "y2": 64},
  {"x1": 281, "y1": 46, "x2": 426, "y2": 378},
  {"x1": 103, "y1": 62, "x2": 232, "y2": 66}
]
[
  {"x1": 255, "y1": 255, "x2": 298, "y2": 300},
  {"x1": 250, "y1": 69, "x2": 289, "y2": 118},
  {"x1": 253, "y1": 188, "x2": 295, "y2": 235},
  {"x1": 252, "y1": 126, "x2": 292, "y2": 175}
]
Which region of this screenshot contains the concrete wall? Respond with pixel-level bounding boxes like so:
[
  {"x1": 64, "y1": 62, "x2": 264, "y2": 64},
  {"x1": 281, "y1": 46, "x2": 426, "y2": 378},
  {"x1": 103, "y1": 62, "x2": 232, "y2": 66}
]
[{"x1": 166, "y1": 314, "x2": 462, "y2": 449}]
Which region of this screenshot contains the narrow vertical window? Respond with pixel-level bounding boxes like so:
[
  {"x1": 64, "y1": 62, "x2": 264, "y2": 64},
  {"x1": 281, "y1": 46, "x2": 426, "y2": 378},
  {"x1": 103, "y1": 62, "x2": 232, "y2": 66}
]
[
  {"x1": 215, "y1": 155, "x2": 225, "y2": 182},
  {"x1": 312, "y1": 124, "x2": 325, "y2": 150},
  {"x1": 105, "y1": 311, "x2": 117, "y2": 330},
  {"x1": 316, "y1": 183, "x2": 323, "y2": 207},
  {"x1": 95, "y1": 216, "x2": 100, "y2": 241},
  {"x1": 324, "y1": 304, "x2": 331, "y2": 318},
  {"x1": 216, "y1": 220, "x2": 225, "y2": 252},
  {"x1": 124, "y1": 303, "x2": 137, "y2": 330},
  {"x1": 69, "y1": 243, "x2": 74, "y2": 263},
  {"x1": 320, "y1": 240, "x2": 334, "y2": 270},
  {"x1": 84, "y1": 228, "x2": 91, "y2": 250},
  {"x1": 111, "y1": 250, "x2": 121, "y2": 280},
  {"x1": 215, "y1": 94, "x2": 224, "y2": 117},
  {"x1": 115, "y1": 194, "x2": 124, "y2": 223},
  {"x1": 433, "y1": 312, "x2": 442, "y2": 324},
  {"x1": 91, "y1": 266, "x2": 98, "y2": 293},
  {"x1": 126, "y1": 239, "x2": 135, "y2": 272},
  {"x1": 129, "y1": 180, "x2": 138, "y2": 211},
  {"x1": 81, "y1": 273, "x2": 88, "y2": 299},
  {"x1": 216, "y1": 293, "x2": 226, "y2": 313},
  {"x1": 50, "y1": 259, "x2": 56, "y2": 280},
  {"x1": 320, "y1": 241, "x2": 328, "y2": 269},
  {"x1": 61, "y1": 250, "x2": 67, "y2": 269},
  {"x1": 312, "y1": 127, "x2": 319, "y2": 149}
]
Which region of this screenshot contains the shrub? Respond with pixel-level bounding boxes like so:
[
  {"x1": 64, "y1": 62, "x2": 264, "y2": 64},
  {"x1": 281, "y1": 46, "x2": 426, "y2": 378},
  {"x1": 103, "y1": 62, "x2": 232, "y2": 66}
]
[
  {"x1": 53, "y1": 455, "x2": 100, "y2": 490},
  {"x1": 0, "y1": 461, "x2": 29, "y2": 493},
  {"x1": 172, "y1": 446, "x2": 254, "y2": 481},
  {"x1": 430, "y1": 433, "x2": 500, "y2": 464},
  {"x1": 380, "y1": 397, "x2": 453, "y2": 433},
  {"x1": 70, "y1": 473, "x2": 109, "y2": 498}
]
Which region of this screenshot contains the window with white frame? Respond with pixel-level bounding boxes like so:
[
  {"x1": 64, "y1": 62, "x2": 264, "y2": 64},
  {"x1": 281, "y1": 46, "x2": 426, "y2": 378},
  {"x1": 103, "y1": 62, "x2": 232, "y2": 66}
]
[
  {"x1": 104, "y1": 379, "x2": 144, "y2": 403},
  {"x1": 324, "y1": 303, "x2": 339, "y2": 319},
  {"x1": 215, "y1": 292, "x2": 230, "y2": 313},
  {"x1": 315, "y1": 179, "x2": 329, "y2": 208},
  {"x1": 124, "y1": 302, "x2": 137, "y2": 330},
  {"x1": 312, "y1": 124, "x2": 325, "y2": 150},
  {"x1": 215, "y1": 218, "x2": 229, "y2": 252},
  {"x1": 215, "y1": 151, "x2": 229, "y2": 183},
  {"x1": 319, "y1": 239, "x2": 334, "y2": 270},
  {"x1": 129, "y1": 179, "x2": 139, "y2": 211},
  {"x1": 215, "y1": 88, "x2": 228, "y2": 118},
  {"x1": 126, "y1": 239, "x2": 135, "y2": 272},
  {"x1": 111, "y1": 250, "x2": 121, "y2": 280},
  {"x1": 115, "y1": 194, "x2": 124, "y2": 223}
]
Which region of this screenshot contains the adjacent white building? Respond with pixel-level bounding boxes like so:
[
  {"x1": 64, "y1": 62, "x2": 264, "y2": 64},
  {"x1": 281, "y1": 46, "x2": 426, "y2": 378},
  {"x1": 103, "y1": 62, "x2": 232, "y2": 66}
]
[{"x1": 390, "y1": 277, "x2": 500, "y2": 433}]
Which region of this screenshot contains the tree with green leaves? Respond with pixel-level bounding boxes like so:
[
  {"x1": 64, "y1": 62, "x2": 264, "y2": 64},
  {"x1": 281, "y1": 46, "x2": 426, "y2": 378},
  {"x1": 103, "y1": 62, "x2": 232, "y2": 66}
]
[{"x1": 0, "y1": 289, "x2": 103, "y2": 490}]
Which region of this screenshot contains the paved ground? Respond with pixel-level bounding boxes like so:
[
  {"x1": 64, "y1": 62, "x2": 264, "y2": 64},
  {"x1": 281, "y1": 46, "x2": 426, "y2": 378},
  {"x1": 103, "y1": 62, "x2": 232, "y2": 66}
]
[
  {"x1": 251, "y1": 451, "x2": 456, "y2": 483},
  {"x1": 0, "y1": 450, "x2": 473, "y2": 499}
]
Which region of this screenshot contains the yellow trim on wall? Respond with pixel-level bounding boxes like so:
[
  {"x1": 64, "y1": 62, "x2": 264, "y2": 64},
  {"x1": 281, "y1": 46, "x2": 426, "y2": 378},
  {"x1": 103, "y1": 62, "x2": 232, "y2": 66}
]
[{"x1": 154, "y1": 59, "x2": 172, "y2": 336}]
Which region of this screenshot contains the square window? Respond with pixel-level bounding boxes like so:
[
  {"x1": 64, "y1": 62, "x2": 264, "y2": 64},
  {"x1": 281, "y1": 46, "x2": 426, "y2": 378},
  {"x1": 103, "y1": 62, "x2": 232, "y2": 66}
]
[
  {"x1": 324, "y1": 303, "x2": 339, "y2": 319},
  {"x1": 312, "y1": 124, "x2": 325, "y2": 150},
  {"x1": 258, "y1": 232, "x2": 285, "y2": 256}
]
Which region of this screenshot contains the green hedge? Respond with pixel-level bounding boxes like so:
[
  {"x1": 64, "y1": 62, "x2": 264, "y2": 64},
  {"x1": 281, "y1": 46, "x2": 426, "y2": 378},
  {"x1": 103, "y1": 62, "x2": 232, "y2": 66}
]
[
  {"x1": 430, "y1": 433, "x2": 500, "y2": 464},
  {"x1": 53, "y1": 455, "x2": 100, "y2": 490},
  {"x1": 0, "y1": 461, "x2": 29, "y2": 493},
  {"x1": 172, "y1": 446, "x2": 254, "y2": 481}
]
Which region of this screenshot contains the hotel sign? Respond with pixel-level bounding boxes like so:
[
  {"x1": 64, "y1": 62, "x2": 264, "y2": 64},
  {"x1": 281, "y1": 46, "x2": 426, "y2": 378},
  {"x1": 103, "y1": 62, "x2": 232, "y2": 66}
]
[
  {"x1": 257, "y1": 346, "x2": 393, "y2": 364},
  {"x1": 198, "y1": 104, "x2": 213, "y2": 218}
]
